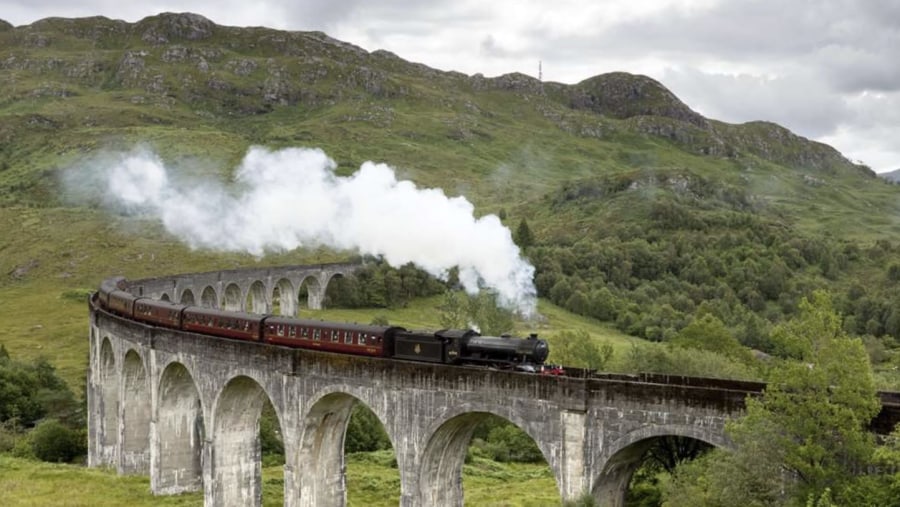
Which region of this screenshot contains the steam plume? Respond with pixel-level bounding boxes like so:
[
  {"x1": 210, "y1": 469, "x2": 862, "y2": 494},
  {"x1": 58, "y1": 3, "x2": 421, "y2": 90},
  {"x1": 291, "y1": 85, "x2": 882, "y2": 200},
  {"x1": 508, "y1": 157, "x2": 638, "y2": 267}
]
[{"x1": 103, "y1": 146, "x2": 537, "y2": 316}]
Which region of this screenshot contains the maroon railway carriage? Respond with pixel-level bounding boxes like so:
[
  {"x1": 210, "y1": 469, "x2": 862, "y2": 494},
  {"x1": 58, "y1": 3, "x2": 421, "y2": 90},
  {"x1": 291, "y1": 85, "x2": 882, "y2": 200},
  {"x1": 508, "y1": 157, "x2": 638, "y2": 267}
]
[
  {"x1": 263, "y1": 317, "x2": 397, "y2": 357},
  {"x1": 182, "y1": 306, "x2": 264, "y2": 342},
  {"x1": 133, "y1": 298, "x2": 186, "y2": 329},
  {"x1": 106, "y1": 290, "x2": 138, "y2": 317}
]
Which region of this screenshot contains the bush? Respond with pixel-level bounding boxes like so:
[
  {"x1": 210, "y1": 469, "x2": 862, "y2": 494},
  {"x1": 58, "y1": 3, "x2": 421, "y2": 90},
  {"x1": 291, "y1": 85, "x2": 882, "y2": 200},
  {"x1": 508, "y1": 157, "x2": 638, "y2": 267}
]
[{"x1": 29, "y1": 419, "x2": 86, "y2": 463}]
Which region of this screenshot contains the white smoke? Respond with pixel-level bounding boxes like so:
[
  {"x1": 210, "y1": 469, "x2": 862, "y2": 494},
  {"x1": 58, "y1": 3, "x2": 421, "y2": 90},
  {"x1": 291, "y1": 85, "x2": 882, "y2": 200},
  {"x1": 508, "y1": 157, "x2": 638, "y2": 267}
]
[{"x1": 103, "y1": 146, "x2": 537, "y2": 316}]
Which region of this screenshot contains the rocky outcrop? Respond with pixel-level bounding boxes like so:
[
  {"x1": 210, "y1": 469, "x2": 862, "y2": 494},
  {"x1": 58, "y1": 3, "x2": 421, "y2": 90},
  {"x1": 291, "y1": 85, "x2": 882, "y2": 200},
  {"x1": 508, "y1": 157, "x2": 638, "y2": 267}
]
[
  {"x1": 0, "y1": 19, "x2": 12, "y2": 31},
  {"x1": 570, "y1": 72, "x2": 709, "y2": 128},
  {"x1": 134, "y1": 12, "x2": 215, "y2": 45}
]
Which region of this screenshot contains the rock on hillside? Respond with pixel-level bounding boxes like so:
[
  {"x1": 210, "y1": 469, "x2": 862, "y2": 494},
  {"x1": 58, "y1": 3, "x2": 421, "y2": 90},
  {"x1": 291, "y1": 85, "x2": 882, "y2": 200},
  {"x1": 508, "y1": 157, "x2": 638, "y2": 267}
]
[
  {"x1": 570, "y1": 72, "x2": 708, "y2": 128},
  {"x1": 0, "y1": 19, "x2": 12, "y2": 31}
]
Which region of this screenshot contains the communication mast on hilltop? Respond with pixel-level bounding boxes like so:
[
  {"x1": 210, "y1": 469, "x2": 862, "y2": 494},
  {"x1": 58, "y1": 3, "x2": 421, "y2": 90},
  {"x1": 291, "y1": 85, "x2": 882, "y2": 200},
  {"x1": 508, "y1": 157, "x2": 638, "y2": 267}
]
[{"x1": 539, "y1": 60, "x2": 544, "y2": 94}]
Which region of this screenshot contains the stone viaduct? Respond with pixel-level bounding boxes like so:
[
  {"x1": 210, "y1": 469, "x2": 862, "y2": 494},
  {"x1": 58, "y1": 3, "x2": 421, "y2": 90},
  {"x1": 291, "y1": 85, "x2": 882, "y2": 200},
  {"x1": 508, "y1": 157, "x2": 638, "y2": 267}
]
[{"x1": 87, "y1": 264, "x2": 900, "y2": 507}]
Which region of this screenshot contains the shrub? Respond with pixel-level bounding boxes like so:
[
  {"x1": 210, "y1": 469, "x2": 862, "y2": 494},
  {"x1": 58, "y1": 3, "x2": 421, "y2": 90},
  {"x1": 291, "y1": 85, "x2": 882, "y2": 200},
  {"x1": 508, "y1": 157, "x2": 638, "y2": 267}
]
[{"x1": 30, "y1": 419, "x2": 86, "y2": 463}]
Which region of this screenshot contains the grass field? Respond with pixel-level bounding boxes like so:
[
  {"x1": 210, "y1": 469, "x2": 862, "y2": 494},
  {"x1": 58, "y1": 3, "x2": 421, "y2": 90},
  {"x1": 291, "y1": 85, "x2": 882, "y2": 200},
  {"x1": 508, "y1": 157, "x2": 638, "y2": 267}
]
[{"x1": 0, "y1": 453, "x2": 562, "y2": 507}]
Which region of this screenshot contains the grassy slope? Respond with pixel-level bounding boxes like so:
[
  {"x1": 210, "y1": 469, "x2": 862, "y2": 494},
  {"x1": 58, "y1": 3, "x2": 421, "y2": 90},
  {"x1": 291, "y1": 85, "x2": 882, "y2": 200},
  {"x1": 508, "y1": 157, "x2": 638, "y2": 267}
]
[{"x1": 0, "y1": 454, "x2": 560, "y2": 507}]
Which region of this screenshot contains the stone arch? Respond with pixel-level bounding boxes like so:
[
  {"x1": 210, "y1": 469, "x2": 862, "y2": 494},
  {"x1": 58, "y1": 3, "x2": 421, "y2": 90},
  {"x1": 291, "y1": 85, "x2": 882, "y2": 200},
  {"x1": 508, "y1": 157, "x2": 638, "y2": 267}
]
[
  {"x1": 179, "y1": 289, "x2": 195, "y2": 306},
  {"x1": 297, "y1": 276, "x2": 321, "y2": 311},
  {"x1": 224, "y1": 283, "x2": 242, "y2": 312},
  {"x1": 121, "y1": 349, "x2": 150, "y2": 474},
  {"x1": 155, "y1": 362, "x2": 204, "y2": 494},
  {"x1": 246, "y1": 280, "x2": 267, "y2": 314},
  {"x1": 295, "y1": 392, "x2": 386, "y2": 507},
  {"x1": 593, "y1": 424, "x2": 728, "y2": 507},
  {"x1": 416, "y1": 406, "x2": 555, "y2": 507},
  {"x1": 210, "y1": 375, "x2": 279, "y2": 507},
  {"x1": 160, "y1": 293, "x2": 171, "y2": 302},
  {"x1": 99, "y1": 337, "x2": 117, "y2": 448},
  {"x1": 200, "y1": 286, "x2": 218, "y2": 308},
  {"x1": 272, "y1": 278, "x2": 295, "y2": 316}
]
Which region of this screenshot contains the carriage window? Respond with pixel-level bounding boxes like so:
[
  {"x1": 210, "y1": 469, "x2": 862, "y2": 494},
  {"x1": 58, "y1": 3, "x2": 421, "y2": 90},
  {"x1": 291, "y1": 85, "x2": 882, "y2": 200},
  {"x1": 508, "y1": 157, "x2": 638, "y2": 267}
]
[
  {"x1": 313, "y1": 329, "x2": 320, "y2": 340},
  {"x1": 344, "y1": 331, "x2": 352, "y2": 344},
  {"x1": 360, "y1": 334, "x2": 367, "y2": 345},
  {"x1": 277, "y1": 324, "x2": 285, "y2": 337},
  {"x1": 289, "y1": 326, "x2": 296, "y2": 337},
  {"x1": 331, "y1": 330, "x2": 339, "y2": 342},
  {"x1": 302, "y1": 327, "x2": 309, "y2": 339}
]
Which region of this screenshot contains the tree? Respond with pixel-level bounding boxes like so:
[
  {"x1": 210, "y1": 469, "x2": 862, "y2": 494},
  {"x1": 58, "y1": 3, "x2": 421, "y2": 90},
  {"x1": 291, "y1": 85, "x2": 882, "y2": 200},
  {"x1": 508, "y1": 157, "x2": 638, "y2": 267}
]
[
  {"x1": 663, "y1": 291, "x2": 882, "y2": 505},
  {"x1": 671, "y1": 314, "x2": 751, "y2": 362},
  {"x1": 549, "y1": 330, "x2": 613, "y2": 370},
  {"x1": 514, "y1": 218, "x2": 534, "y2": 249},
  {"x1": 29, "y1": 419, "x2": 86, "y2": 463}
]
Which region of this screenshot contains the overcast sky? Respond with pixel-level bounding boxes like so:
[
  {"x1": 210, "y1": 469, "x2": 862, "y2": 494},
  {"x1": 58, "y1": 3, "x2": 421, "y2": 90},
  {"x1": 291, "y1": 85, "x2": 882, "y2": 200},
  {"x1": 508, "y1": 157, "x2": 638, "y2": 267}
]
[{"x1": 3, "y1": 0, "x2": 899, "y2": 172}]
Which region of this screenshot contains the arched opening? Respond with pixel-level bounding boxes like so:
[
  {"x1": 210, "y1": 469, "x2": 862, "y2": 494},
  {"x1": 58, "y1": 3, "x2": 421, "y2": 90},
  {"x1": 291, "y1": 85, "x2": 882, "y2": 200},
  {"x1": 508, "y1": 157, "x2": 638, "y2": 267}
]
[
  {"x1": 211, "y1": 376, "x2": 279, "y2": 506},
  {"x1": 259, "y1": 398, "x2": 285, "y2": 506},
  {"x1": 273, "y1": 278, "x2": 295, "y2": 316},
  {"x1": 297, "y1": 276, "x2": 320, "y2": 312},
  {"x1": 155, "y1": 362, "x2": 203, "y2": 494},
  {"x1": 179, "y1": 289, "x2": 195, "y2": 306},
  {"x1": 418, "y1": 412, "x2": 559, "y2": 506},
  {"x1": 595, "y1": 429, "x2": 721, "y2": 507},
  {"x1": 294, "y1": 393, "x2": 399, "y2": 506},
  {"x1": 322, "y1": 273, "x2": 347, "y2": 309},
  {"x1": 99, "y1": 338, "x2": 117, "y2": 449},
  {"x1": 224, "y1": 283, "x2": 242, "y2": 312},
  {"x1": 160, "y1": 293, "x2": 171, "y2": 302},
  {"x1": 200, "y1": 286, "x2": 218, "y2": 308},
  {"x1": 246, "y1": 281, "x2": 267, "y2": 314},
  {"x1": 121, "y1": 350, "x2": 150, "y2": 474}
]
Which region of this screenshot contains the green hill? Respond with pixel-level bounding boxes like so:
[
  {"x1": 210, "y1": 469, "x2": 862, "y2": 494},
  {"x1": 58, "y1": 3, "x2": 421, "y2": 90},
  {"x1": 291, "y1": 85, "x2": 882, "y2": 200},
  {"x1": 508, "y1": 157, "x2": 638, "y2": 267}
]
[{"x1": 2, "y1": 12, "x2": 900, "y2": 386}]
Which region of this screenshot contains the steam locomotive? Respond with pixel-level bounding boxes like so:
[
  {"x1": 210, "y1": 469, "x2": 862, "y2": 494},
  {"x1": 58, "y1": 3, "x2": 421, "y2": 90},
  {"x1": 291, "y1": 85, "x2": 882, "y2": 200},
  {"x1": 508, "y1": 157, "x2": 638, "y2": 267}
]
[{"x1": 94, "y1": 277, "x2": 550, "y2": 370}]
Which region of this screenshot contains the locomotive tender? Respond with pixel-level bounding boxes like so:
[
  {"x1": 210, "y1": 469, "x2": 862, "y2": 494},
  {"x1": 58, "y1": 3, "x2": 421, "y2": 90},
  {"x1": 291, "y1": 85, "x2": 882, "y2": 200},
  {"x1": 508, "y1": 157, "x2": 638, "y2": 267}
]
[{"x1": 94, "y1": 277, "x2": 550, "y2": 370}]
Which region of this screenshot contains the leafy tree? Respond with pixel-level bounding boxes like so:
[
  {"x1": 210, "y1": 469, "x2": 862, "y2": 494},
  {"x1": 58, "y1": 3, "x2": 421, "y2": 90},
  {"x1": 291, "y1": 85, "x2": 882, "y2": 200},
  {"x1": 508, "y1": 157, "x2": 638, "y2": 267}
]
[
  {"x1": 549, "y1": 330, "x2": 613, "y2": 370},
  {"x1": 0, "y1": 356, "x2": 79, "y2": 427},
  {"x1": 345, "y1": 404, "x2": 390, "y2": 453},
  {"x1": 671, "y1": 314, "x2": 751, "y2": 362},
  {"x1": 663, "y1": 291, "x2": 883, "y2": 505},
  {"x1": 29, "y1": 419, "x2": 86, "y2": 463},
  {"x1": 438, "y1": 290, "x2": 467, "y2": 329},
  {"x1": 438, "y1": 290, "x2": 514, "y2": 336},
  {"x1": 514, "y1": 218, "x2": 534, "y2": 249}
]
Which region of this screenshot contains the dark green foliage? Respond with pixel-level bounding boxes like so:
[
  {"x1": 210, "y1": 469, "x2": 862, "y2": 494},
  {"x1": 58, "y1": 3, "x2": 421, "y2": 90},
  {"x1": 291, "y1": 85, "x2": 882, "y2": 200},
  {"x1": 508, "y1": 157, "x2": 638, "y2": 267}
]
[
  {"x1": 258, "y1": 401, "x2": 283, "y2": 465},
  {"x1": 671, "y1": 314, "x2": 752, "y2": 362},
  {"x1": 480, "y1": 424, "x2": 544, "y2": 463},
  {"x1": 663, "y1": 292, "x2": 889, "y2": 506},
  {"x1": 514, "y1": 218, "x2": 533, "y2": 249},
  {"x1": 324, "y1": 261, "x2": 446, "y2": 309},
  {"x1": 470, "y1": 415, "x2": 544, "y2": 464},
  {"x1": 29, "y1": 419, "x2": 86, "y2": 463},
  {"x1": 0, "y1": 354, "x2": 80, "y2": 428},
  {"x1": 344, "y1": 404, "x2": 391, "y2": 453}
]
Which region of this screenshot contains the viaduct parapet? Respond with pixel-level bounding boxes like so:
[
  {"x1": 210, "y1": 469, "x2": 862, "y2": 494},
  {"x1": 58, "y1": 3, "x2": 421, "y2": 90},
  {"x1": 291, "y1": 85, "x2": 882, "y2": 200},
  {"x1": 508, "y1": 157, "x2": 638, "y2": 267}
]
[{"x1": 87, "y1": 265, "x2": 900, "y2": 507}]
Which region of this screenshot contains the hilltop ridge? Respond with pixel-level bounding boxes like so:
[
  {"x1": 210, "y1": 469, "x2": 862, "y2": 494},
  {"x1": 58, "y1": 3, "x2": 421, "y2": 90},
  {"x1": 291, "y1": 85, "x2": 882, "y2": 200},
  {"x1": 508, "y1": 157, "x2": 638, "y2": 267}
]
[{"x1": 0, "y1": 12, "x2": 866, "y2": 189}]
